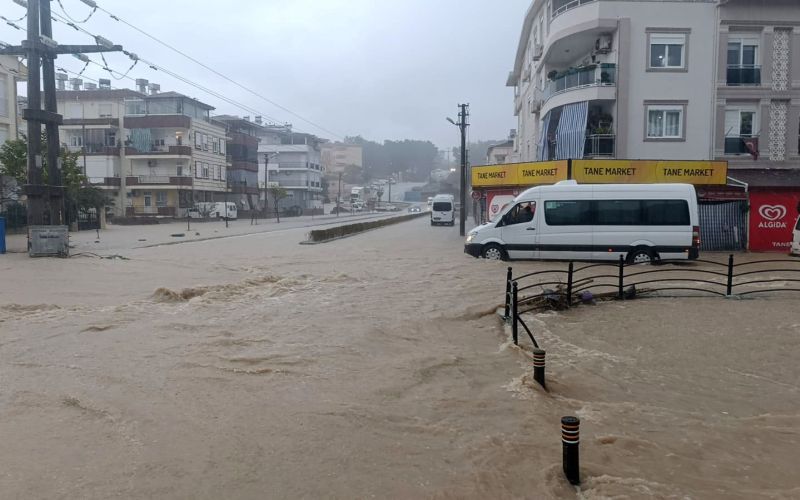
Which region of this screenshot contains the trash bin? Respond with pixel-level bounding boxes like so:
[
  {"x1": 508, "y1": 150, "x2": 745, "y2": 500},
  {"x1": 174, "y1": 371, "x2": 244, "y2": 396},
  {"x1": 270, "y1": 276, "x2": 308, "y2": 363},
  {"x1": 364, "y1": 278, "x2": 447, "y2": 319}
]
[{"x1": 0, "y1": 217, "x2": 6, "y2": 254}]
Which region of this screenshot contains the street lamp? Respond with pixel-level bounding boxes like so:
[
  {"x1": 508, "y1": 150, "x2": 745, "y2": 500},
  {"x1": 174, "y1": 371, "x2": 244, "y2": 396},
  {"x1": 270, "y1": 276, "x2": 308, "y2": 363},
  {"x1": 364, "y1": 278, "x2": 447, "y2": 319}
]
[{"x1": 446, "y1": 104, "x2": 469, "y2": 236}]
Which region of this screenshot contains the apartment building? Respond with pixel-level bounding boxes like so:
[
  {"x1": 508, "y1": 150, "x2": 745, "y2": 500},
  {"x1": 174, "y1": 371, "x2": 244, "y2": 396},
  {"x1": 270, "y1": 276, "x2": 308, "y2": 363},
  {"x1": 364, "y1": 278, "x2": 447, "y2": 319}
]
[
  {"x1": 215, "y1": 115, "x2": 264, "y2": 212},
  {"x1": 0, "y1": 55, "x2": 25, "y2": 144},
  {"x1": 501, "y1": 0, "x2": 800, "y2": 252},
  {"x1": 57, "y1": 80, "x2": 229, "y2": 217},
  {"x1": 321, "y1": 141, "x2": 363, "y2": 174},
  {"x1": 258, "y1": 128, "x2": 324, "y2": 213}
]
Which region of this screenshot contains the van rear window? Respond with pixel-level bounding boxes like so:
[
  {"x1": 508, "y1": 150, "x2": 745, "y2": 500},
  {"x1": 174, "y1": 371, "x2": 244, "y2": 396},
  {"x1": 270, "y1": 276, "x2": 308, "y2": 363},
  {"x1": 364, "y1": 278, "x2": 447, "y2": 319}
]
[
  {"x1": 433, "y1": 202, "x2": 452, "y2": 211},
  {"x1": 545, "y1": 199, "x2": 690, "y2": 226}
]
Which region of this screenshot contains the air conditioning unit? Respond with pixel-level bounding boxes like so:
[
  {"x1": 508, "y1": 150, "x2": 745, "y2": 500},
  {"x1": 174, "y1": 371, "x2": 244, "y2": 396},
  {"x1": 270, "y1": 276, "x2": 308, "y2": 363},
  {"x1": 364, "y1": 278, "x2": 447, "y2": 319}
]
[
  {"x1": 533, "y1": 44, "x2": 544, "y2": 61},
  {"x1": 595, "y1": 35, "x2": 612, "y2": 53}
]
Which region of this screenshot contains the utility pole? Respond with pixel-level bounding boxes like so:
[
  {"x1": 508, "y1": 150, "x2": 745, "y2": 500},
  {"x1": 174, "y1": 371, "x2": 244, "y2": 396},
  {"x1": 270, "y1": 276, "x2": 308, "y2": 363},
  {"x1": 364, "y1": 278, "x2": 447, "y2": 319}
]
[
  {"x1": 1, "y1": 0, "x2": 122, "y2": 230},
  {"x1": 337, "y1": 172, "x2": 342, "y2": 217},
  {"x1": 448, "y1": 104, "x2": 469, "y2": 236}
]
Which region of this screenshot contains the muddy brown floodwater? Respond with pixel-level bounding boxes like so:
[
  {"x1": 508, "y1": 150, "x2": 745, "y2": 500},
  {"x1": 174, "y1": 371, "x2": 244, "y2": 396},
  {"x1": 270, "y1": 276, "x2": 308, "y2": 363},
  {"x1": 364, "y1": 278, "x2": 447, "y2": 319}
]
[{"x1": 1, "y1": 218, "x2": 799, "y2": 499}]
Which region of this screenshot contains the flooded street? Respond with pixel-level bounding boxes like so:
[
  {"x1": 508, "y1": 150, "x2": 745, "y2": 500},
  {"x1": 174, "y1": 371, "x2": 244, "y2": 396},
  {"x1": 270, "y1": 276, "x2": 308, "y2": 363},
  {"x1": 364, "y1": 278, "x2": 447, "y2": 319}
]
[{"x1": 1, "y1": 218, "x2": 799, "y2": 499}]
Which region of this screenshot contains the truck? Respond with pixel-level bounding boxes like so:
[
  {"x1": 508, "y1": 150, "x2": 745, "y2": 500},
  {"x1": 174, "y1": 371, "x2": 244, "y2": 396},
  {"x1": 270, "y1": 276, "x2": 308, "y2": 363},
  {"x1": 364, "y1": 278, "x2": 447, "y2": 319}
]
[{"x1": 190, "y1": 202, "x2": 238, "y2": 220}]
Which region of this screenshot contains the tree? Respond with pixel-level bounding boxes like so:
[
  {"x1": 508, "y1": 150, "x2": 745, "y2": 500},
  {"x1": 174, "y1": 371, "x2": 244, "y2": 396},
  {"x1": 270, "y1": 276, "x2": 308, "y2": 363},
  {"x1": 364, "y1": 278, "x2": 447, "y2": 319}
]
[
  {"x1": 0, "y1": 139, "x2": 27, "y2": 208},
  {"x1": 267, "y1": 186, "x2": 288, "y2": 223}
]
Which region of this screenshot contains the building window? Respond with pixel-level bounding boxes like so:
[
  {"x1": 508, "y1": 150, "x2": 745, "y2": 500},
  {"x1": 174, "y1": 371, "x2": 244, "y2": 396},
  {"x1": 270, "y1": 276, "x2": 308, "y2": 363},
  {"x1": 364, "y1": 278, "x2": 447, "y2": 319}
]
[
  {"x1": 194, "y1": 132, "x2": 202, "y2": 149},
  {"x1": 98, "y1": 103, "x2": 113, "y2": 118},
  {"x1": 0, "y1": 76, "x2": 7, "y2": 117},
  {"x1": 156, "y1": 191, "x2": 167, "y2": 207},
  {"x1": 177, "y1": 164, "x2": 183, "y2": 177},
  {"x1": 203, "y1": 134, "x2": 209, "y2": 151},
  {"x1": 646, "y1": 104, "x2": 685, "y2": 140},
  {"x1": 195, "y1": 161, "x2": 202, "y2": 178},
  {"x1": 69, "y1": 135, "x2": 83, "y2": 147},
  {"x1": 648, "y1": 33, "x2": 686, "y2": 69},
  {"x1": 727, "y1": 36, "x2": 760, "y2": 85},
  {"x1": 143, "y1": 192, "x2": 152, "y2": 207},
  {"x1": 212, "y1": 138, "x2": 218, "y2": 154},
  {"x1": 202, "y1": 163, "x2": 209, "y2": 178},
  {"x1": 724, "y1": 107, "x2": 757, "y2": 154},
  {"x1": 220, "y1": 165, "x2": 226, "y2": 180}
]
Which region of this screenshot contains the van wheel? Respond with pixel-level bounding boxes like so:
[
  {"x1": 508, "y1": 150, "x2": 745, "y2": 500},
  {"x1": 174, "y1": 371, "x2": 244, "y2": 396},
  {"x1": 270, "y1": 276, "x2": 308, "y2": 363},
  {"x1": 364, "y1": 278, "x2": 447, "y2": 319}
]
[
  {"x1": 627, "y1": 247, "x2": 656, "y2": 265},
  {"x1": 482, "y1": 243, "x2": 506, "y2": 261}
]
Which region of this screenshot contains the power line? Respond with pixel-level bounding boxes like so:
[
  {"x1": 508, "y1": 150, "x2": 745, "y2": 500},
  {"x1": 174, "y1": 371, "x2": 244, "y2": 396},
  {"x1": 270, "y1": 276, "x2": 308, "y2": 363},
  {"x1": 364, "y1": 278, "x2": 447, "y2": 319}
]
[
  {"x1": 47, "y1": 10, "x2": 290, "y2": 128},
  {"x1": 90, "y1": 1, "x2": 344, "y2": 139},
  {"x1": 56, "y1": 0, "x2": 96, "y2": 24}
]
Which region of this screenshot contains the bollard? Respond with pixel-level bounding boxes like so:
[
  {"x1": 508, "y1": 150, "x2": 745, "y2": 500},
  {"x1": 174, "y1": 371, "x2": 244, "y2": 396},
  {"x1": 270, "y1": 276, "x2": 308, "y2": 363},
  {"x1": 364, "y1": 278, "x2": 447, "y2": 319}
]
[
  {"x1": 566, "y1": 262, "x2": 574, "y2": 307},
  {"x1": 561, "y1": 416, "x2": 580, "y2": 485},
  {"x1": 533, "y1": 349, "x2": 546, "y2": 389},
  {"x1": 618, "y1": 254, "x2": 625, "y2": 299},
  {"x1": 726, "y1": 254, "x2": 734, "y2": 296}
]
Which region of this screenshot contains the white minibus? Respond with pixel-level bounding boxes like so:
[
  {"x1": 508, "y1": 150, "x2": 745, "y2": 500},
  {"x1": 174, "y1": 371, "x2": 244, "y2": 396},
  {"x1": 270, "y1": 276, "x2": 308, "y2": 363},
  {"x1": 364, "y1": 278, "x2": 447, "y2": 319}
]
[
  {"x1": 431, "y1": 194, "x2": 455, "y2": 226},
  {"x1": 464, "y1": 181, "x2": 700, "y2": 263}
]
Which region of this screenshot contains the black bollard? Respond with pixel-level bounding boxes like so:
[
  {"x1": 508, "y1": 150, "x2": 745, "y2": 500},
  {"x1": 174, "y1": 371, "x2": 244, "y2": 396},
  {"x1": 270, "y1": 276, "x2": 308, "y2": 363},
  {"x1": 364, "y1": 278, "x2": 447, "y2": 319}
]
[
  {"x1": 561, "y1": 416, "x2": 580, "y2": 485},
  {"x1": 533, "y1": 348, "x2": 546, "y2": 389}
]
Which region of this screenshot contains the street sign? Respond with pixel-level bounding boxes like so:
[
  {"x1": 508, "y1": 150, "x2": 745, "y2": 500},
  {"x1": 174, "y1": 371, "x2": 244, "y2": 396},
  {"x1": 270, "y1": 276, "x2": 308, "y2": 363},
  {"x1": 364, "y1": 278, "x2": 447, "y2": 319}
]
[{"x1": 471, "y1": 190, "x2": 481, "y2": 200}]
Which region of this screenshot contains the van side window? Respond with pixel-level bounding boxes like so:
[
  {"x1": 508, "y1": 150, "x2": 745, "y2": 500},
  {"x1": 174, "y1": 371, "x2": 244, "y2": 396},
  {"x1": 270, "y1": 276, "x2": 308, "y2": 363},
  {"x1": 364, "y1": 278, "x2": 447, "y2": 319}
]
[
  {"x1": 503, "y1": 202, "x2": 536, "y2": 226},
  {"x1": 641, "y1": 200, "x2": 690, "y2": 225},
  {"x1": 544, "y1": 200, "x2": 592, "y2": 225}
]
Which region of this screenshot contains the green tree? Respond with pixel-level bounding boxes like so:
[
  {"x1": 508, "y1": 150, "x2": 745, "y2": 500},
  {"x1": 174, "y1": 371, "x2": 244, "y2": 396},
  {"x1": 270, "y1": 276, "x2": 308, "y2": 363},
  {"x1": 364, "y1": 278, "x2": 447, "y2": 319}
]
[
  {"x1": 0, "y1": 139, "x2": 28, "y2": 207},
  {"x1": 267, "y1": 186, "x2": 288, "y2": 223}
]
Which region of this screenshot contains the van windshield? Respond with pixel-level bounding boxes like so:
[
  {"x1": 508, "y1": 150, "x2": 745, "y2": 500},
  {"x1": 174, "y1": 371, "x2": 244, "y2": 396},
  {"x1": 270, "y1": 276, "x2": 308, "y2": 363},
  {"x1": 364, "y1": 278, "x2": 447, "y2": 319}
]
[{"x1": 433, "y1": 202, "x2": 452, "y2": 211}]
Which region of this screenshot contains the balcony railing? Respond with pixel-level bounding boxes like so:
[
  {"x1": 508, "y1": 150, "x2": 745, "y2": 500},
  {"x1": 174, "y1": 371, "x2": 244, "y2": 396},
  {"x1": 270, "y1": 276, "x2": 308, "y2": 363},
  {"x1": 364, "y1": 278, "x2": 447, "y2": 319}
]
[
  {"x1": 726, "y1": 65, "x2": 761, "y2": 86},
  {"x1": 584, "y1": 134, "x2": 615, "y2": 158},
  {"x1": 724, "y1": 135, "x2": 758, "y2": 155},
  {"x1": 127, "y1": 145, "x2": 193, "y2": 156},
  {"x1": 544, "y1": 64, "x2": 616, "y2": 102},
  {"x1": 552, "y1": 0, "x2": 597, "y2": 19},
  {"x1": 126, "y1": 176, "x2": 194, "y2": 186}
]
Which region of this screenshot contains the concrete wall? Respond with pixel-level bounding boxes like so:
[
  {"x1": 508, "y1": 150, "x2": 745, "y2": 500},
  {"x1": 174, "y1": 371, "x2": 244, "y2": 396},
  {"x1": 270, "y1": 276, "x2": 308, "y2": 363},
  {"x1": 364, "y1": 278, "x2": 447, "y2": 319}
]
[{"x1": 0, "y1": 56, "x2": 22, "y2": 143}]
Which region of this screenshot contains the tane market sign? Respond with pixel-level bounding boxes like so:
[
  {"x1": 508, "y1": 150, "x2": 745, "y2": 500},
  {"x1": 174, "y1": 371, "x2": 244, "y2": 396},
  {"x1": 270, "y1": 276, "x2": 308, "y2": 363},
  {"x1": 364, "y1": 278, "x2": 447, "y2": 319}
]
[{"x1": 471, "y1": 159, "x2": 727, "y2": 187}]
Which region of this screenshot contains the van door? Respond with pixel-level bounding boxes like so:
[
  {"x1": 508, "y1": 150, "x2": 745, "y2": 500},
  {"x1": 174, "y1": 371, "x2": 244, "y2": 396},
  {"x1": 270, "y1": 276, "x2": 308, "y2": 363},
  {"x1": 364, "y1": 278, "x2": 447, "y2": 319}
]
[
  {"x1": 499, "y1": 201, "x2": 539, "y2": 260},
  {"x1": 538, "y1": 199, "x2": 594, "y2": 260}
]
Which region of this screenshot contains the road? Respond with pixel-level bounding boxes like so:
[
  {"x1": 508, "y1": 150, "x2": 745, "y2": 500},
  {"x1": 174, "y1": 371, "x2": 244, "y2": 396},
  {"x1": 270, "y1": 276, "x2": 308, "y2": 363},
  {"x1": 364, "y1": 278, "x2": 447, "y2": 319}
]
[{"x1": 1, "y1": 217, "x2": 798, "y2": 498}]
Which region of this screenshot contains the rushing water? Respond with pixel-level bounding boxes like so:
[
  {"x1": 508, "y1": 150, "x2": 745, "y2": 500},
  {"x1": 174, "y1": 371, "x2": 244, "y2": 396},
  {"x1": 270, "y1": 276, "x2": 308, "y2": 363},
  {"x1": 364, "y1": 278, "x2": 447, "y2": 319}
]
[{"x1": 1, "y1": 219, "x2": 798, "y2": 498}]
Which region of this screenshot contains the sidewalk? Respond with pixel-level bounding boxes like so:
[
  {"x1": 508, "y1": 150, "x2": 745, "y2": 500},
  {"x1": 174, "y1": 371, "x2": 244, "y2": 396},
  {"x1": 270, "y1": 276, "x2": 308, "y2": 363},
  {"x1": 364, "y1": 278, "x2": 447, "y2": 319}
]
[{"x1": 2, "y1": 211, "x2": 397, "y2": 254}]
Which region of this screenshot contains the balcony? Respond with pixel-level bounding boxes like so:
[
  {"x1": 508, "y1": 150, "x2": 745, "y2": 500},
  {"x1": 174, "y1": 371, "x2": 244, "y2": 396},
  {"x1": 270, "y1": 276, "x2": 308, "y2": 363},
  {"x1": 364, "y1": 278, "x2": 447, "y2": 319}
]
[
  {"x1": 544, "y1": 64, "x2": 615, "y2": 102},
  {"x1": 726, "y1": 65, "x2": 761, "y2": 86},
  {"x1": 126, "y1": 176, "x2": 194, "y2": 186},
  {"x1": 127, "y1": 145, "x2": 193, "y2": 157},
  {"x1": 584, "y1": 134, "x2": 615, "y2": 158},
  {"x1": 88, "y1": 177, "x2": 121, "y2": 187},
  {"x1": 724, "y1": 135, "x2": 758, "y2": 156},
  {"x1": 552, "y1": 0, "x2": 597, "y2": 20}
]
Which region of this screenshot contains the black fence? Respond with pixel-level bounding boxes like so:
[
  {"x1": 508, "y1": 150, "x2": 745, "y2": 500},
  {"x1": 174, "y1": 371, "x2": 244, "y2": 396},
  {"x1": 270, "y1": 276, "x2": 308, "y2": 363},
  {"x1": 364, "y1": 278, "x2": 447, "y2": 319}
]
[{"x1": 503, "y1": 255, "x2": 800, "y2": 348}]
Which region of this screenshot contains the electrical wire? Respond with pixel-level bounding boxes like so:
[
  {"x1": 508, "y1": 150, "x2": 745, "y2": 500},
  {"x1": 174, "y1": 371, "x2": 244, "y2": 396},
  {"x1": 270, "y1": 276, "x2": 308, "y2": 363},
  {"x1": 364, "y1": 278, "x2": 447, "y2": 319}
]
[
  {"x1": 56, "y1": 0, "x2": 97, "y2": 24},
  {"x1": 48, "y1": 10, "x2": 289, "y2": 128},
  {"x1": 1, "y1": 15, "x2": 24, "y2": 29},
  {"x1": 92, "y1": 2, "x2": 344, "y2": 139}
]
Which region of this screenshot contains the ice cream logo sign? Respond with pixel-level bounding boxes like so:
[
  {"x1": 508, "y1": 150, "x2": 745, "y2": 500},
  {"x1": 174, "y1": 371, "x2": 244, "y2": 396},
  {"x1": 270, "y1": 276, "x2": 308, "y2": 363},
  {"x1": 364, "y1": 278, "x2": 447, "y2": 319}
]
[{"x1": 758, "y1": 204, "x2": 788, "y2": 228}]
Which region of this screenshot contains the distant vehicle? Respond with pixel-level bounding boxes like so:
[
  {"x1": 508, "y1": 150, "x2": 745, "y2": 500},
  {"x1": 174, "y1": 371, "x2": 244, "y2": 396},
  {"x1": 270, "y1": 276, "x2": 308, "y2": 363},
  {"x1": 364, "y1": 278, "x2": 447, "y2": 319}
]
[
  {"x1": 352, "y1": 202, "x2": 364, "y2": 212},
  {"x1": 792, "y1": 215, "x2": 800, "y2": 256},
  {"x1": 408, "y1": 205, "x2": 421, "y2": 213},
  {"x1": 193, "y1": 202, "x2": 238, "y2": 220},
  {"x1": 465, "y1": 182, "x2": 700, "y2": 263},
  {"x1": 430, "y1": 194, "x2": 455, "y2": 226},
  {"x1": 426, "y1": 197, "x2": 433, "y2": 211}
]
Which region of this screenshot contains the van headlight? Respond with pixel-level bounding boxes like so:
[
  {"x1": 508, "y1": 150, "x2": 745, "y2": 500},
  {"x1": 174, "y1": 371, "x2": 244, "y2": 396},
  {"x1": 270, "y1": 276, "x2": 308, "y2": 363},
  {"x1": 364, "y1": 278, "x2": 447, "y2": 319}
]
[{"x1": 466, "y1": 233, "x2": 475, "y2": 243}]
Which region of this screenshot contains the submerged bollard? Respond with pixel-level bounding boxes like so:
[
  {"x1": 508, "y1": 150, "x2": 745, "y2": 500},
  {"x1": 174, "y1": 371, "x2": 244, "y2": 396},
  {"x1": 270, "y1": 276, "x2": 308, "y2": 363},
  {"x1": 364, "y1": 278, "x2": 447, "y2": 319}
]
[
  {"x1": 533, "y1": 349, "x2": 546, "y2": 389},
  {"x1": 561, "y1": 416, "x2": 581, "y2": 485}
]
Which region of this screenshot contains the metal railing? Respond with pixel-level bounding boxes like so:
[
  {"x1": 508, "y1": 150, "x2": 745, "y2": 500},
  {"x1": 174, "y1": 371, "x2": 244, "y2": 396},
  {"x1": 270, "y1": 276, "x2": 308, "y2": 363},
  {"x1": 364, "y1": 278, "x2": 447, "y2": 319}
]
[
  {"x1": 543, "y1": 64, "x2": 616, "y2": 102},
  {"x1": 552, "y1": 0, "x2": 597, "y2": 19},
  {"x1": 584, "y1": 134, "x2": 615, "y2": 157},
  {"x1": 726, "y1": 65, "x2": 761, "y2": 86},
  {"x1": 503, "y1": 255, "x2": 800, "y2": 348}
]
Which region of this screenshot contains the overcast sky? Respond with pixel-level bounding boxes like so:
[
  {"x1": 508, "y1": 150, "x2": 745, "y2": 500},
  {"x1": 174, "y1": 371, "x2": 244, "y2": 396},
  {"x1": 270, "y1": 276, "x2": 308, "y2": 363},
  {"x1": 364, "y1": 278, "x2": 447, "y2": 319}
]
[{"x1": 2, "y1": 0, "x2": 530, "y2": 150}]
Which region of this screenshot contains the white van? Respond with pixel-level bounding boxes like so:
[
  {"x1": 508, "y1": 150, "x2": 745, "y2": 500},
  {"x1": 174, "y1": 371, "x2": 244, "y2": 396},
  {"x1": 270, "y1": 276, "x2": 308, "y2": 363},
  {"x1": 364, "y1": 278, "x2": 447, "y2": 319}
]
[
  {"x1": 464, "y1": 181, "x2": 700, "y2": 263},
  {"x1": 193, "y1": 202, "x2": 238, "y2": 221},
  {"x1": 431, "y1": 194, "x2": 455, "y2": 226},
  {"x1": 791, "y1": 215, "x2": 800, "y2": 256}
]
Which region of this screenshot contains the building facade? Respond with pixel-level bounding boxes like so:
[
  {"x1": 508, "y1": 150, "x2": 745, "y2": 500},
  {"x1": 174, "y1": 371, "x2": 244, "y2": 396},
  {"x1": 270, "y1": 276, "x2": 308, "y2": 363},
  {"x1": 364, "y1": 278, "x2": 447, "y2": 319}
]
[
  {"x1": 258, "y1": 129, "x2": 324, "y2": 213},
  {"x1": 1, "y1": 55, "x2": 26, "y2": 210},
  {"x1": 321, "y1": 142, "x2": 363, "y2": 174},
  {"x1": 56, "y1": 83, "x2": 230, "y2": 217},
  {"x1": 504, "y1": 0, "x2": 800, "y2": 251},
  {"x1": 215, "y1": 115, "x2": 264, "y2": 212}
]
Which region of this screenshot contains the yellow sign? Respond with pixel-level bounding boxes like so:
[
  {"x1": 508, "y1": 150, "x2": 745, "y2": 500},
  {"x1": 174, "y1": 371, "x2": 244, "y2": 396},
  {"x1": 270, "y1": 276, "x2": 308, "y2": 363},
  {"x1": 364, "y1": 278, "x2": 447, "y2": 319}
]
[
  {"x1": 471, "y1": 164, "x2": 518, "y2": 187},
  {"x1": 571, "y1": 160, "x2": 727, "y2": 185},
  {"x1": 517, "y1": 160, "x2": 569, "y2": 185}
]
